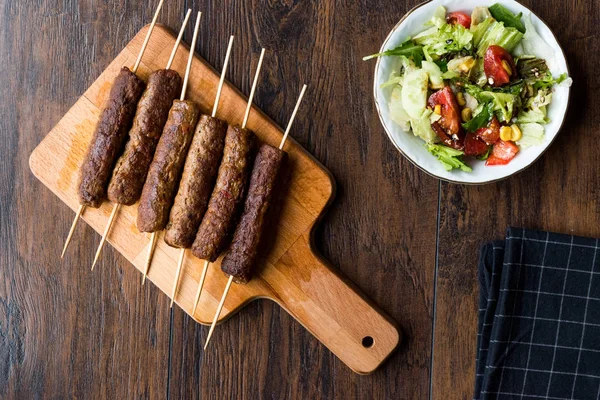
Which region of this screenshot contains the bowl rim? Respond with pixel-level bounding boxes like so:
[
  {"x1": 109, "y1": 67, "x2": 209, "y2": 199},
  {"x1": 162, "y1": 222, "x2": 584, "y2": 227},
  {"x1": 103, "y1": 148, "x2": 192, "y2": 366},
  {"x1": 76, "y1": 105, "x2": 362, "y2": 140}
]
[{"x1": 372, "y1": 0, "x2": 572, "y2": 185}]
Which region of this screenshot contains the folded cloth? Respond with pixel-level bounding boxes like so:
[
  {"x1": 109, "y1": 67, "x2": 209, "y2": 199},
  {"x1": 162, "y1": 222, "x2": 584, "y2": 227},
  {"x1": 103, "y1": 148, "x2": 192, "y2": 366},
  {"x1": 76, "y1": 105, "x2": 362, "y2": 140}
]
[{"x1": 474, "y1": 228, "x2": 600, "y2": 400}]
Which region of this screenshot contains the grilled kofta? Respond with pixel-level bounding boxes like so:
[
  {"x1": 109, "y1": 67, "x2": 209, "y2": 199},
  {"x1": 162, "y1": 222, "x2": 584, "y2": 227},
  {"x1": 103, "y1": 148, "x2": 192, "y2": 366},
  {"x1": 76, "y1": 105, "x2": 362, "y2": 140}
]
[
  {"x1": 191, "y1": 125, "x2": 255, "y2": 262},
  {"x1": 107, "y1": 69, "x2": 182, "y2": 205},
  {"x1": 137, "y1": 100, "x2": 200, "y2": 232},
  {"x1": 220, "y1": 144, "x2": 284, "y2": 283},
  {"x1": 78, "y1": 67, "x2": 145, "y2": 208},
  {"x1": 164, "y1": 115, "x2": 228, "y2": 248}
]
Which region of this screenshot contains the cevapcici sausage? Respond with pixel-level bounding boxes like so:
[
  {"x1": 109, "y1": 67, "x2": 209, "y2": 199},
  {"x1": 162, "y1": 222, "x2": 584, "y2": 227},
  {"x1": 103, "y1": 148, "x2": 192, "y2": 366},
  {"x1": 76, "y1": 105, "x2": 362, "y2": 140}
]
[
  {"x1": 137, "y1": 100, "x2": 200, "y2": 232},
  {"x1": 164, "y1": 115, "x2": 228, "y2": 248},
  {"x1": 220, "y1": 144, "x2": 284, "y2": 284},
  {"x1": 107, "y1": 69, "x2": 182, "y2": 205},
  {"x1": 191, "y1": 126, "x2": 255, "y2": 262},
  {"x1": 78, "y1": 67, "x2": 145, "y2": 208}
]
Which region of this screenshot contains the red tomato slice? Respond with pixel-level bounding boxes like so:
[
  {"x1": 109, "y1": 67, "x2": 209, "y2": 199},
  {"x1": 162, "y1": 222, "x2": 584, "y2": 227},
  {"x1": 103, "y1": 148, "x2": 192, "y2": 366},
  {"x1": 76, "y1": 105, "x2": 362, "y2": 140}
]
[
  {"x1": 446, "y1": 12, "x2": 472, "y2": 28},
  {"x1": 464, "y1": 132, "x2": 489, "y2": 157},
  {"x1": 475, "y1": 117, "x2": 501, "y2": 145},
  {"x1": 486, "y1": 140, "x2": 519, "y2": 166},
  {"x1": 431, "y1": 123, "x2": 463, "y2": 150},
  {"x1": 428, "y1": 87, "x2": 465, "y2": 149},
  {"x1": 484, "y1": 45, "x2": 517, "y2": 87}
]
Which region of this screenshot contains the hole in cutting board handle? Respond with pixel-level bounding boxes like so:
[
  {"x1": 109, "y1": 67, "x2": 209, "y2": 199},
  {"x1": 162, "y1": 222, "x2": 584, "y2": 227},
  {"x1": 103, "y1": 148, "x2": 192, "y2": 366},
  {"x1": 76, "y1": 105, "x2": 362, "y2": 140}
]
[{"x1": 362, "y1": 336, "x2": 374, "y2": 348}]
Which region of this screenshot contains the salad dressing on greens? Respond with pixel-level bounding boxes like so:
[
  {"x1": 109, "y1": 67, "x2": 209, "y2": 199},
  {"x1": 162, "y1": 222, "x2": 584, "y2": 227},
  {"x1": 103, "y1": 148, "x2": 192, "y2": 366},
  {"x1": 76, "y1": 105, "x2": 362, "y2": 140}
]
[{"x1": 365, "y1": 4, "x2": 571, "y2": 172}]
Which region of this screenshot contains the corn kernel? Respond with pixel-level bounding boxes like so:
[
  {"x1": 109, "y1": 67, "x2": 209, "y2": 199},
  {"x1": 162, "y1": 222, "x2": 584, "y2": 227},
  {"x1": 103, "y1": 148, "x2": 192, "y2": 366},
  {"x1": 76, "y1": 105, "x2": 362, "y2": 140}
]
[
  {"x1": 461, "y1": 107, "x2": 472, "y2": 122},
  {"x1": 500, "y1": 126, "x2": 513, "y2": 141},
  {"x1": 434, "y1": 104, "x2": 442, "y2": 115},
  {"x1": 510, "y1": 124, "x2": 522, "y2": 141},
  {"x1": 502, "y1": 60, "x2": 512, "y2": 76},
  {"x1": 456, "y1": 92, "x2": 466, "y2": 106},
  {"x1": 459, "y1": 58, "x2": 476, "y2": 73}
]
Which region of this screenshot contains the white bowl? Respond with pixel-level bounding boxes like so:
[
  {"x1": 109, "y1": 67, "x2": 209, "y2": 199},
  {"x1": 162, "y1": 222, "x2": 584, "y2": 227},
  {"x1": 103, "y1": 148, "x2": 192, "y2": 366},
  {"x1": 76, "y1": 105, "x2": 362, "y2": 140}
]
[{"x1": 373, "y1": 0, "x2": 571, "y2": 184}]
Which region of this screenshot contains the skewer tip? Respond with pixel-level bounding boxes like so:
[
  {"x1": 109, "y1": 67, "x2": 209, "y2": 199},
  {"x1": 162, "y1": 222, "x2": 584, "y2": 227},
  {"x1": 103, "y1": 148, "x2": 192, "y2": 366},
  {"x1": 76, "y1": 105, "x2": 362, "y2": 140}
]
[
  {"x1": 179, "y1": 11, "x2": 203, "y2": 101},
  {"x1": 203, "y1": 275, "x2": 234, "y2": 350},
  {"x1": 165, "y1": 9, "x2": 193, "y2": 70},
  {"x1": 132, "y1": 0, "x2": 165, "y2": 73},
  {"x1": 61, "y1": 205, "x2": 84, "y2": 259},
  {"x1": 241, "y1": 48, "x2": 267, "y2": 129},
  {"x1": 142, "y1": 232, "x2": 158, "y2": 285},
  {"x1": 192, "y1": 260, "x2": 211, "y2": 315},
  {"x1": 279, "y1": 84, "x2": 308, "y2": 150},
  {"x1": 91, "y1": 204, "x2": 120, "y2": 271},
  {"x1": 211, "y1": 35, "x2": 236, "y2": 118},
  {"x1": 91, "y1": 255, "x2": 99, "y2": 271},
  {"x1": 170, "y1": 249, "x2": 187, "y2": 309}
]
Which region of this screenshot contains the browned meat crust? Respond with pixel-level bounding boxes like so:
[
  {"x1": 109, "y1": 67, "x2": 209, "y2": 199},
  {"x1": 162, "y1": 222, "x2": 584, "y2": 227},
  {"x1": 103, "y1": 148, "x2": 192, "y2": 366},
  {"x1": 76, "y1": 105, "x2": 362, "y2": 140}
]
[
  {"x1": 164, "y1": 115, "x2": 228, "y2": 248},
  {"x1": 220, "y1": 144, "x2": 284, "y2": 283},
  {"x1": 78, "y1": 67, "x2": 145, "y2": 208},
  {"x1": 107, "y1": 69, "x2": 182, "y2": 205},
  {"x1": 136, "y1": 100, "x2": 199, "y2": 232},
  {"x1": 191, "y1": 126, "x2": 255, "y2": 261}
]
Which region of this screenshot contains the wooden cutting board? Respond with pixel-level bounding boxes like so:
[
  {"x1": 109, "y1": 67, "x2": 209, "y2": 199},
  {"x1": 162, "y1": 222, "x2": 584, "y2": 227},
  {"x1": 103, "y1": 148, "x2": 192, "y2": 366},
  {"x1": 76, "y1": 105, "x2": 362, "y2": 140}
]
[{"x1": 28, "y1": 25, "x2": 400, "y2": 374}]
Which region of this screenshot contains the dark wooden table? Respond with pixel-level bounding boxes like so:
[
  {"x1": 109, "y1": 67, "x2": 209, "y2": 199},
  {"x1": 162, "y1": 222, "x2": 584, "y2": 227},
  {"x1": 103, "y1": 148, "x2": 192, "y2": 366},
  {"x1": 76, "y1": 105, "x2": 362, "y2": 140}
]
[{"x1": 1, "y1": 0, "x2": 598, "y2": 398}]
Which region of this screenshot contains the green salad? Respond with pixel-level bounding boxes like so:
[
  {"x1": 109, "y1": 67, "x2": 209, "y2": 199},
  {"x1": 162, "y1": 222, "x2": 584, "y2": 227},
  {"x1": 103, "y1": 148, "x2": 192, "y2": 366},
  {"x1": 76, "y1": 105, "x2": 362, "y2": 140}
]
[{"x1": 365, "y1": 4, "x2": 571, "y2": 171}]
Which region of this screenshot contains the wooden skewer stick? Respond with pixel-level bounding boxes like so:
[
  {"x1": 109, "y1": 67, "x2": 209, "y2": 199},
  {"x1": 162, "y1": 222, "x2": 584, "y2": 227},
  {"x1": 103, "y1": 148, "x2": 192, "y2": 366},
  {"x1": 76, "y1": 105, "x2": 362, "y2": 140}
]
[
  {"x1": 170, "y1": 249, "x2": 187, "y2": 308},
  {"x1": 180, "y1": 11, "x2": 202, "y2": 101},
  {"x1": 203, "y1": 275, "x2": 233, "y2": 349},
  {"x1": 132, "y1": 0, "x2": 165, "y2": 74},
  {"x1": 91, "y1": 204, "x2": 120, "y2": 270},
  {"x1": 279, "y1": 84, "x2": 307, "y2": 149},
  {"x1": 61, "y1": 205, "x2": 84, "y2": 258},
  {"x1": 174, "y1": 36, "x2": 235, "y2": 309},
  {"x1": 189, "y1": 47, "x2": 266, "y2": 315},
  {"x1": 166, "y1": 9, "x2": 192, "y2": 70},
  {"x1": 204, "y1": 83, "x2": 307, "y2": 350},
  {"x1": 140, "y1": 10, "x2": 192, "y2": 285},
  {"x1": 192, "y1": 260, "x2": 210, "y2": 314},
  {"x1": 242, "y1": 48, "x2": 266, "y2": 129},
  {"x1": 93, "y1": 9, "x2": 191, "y2": 271},
  {"x1": 142, "y1": 231, "x2": 158, "y2": 285},
  {"x1": 143, "y1": 11, "x2": 201, "y2": 291},
  {"x1": 61, "y1": 1, "x2": 164, "y2": 260},
  {"x1": 212, "y1": 35, "x2": 235, "y2": 118}
]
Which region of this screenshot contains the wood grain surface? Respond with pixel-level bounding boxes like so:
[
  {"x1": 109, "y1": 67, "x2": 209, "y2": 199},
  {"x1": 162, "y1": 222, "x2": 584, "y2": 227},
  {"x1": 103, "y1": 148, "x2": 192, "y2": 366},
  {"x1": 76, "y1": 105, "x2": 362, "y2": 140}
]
[{"x1": 2, "y1": 0, "x2": 597, "y2": 399}]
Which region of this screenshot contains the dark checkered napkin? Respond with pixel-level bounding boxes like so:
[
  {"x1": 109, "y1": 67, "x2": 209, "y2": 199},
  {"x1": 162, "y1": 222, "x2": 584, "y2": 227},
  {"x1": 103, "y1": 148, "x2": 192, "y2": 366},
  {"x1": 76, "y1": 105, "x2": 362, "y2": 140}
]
[{"x1": 474, "y1": 228, "x2": 600, "y2": 400}]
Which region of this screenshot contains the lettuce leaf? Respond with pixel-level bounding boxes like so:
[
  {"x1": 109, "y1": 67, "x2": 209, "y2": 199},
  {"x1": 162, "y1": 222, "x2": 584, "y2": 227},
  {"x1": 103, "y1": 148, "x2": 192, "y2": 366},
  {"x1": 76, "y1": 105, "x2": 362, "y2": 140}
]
[
  {"x1": 381, "y1": 70, "x2": 403, "y2": 89},
  {"x1": 489, "y1": 3, "x2": 526, "y2": 33},
  {"x1": 532, "y1": 72, "x2": 569, "y2": 90},
  {"x1": 472, "y1": 19, "x2": 524, "y2": 57},
  {"x1": 516, "y1": 123, "x2": 545, "y2": 148},
  {"x1": 516, "y1": 14, "x2": 554, "y2": 67},
  {"x1": 466, "y1": 84, "x2": 519, "y2": 122},
  {"x1": 414, "y1": 22, "x2": 473, "y2": 58},
  {"x1": 426, "y1": 144, "x2": 472, "y2": 172},
  {"x1": 471, "y1": 7, "x2": 492, "y2": 29},
  {"x1": 363, "y1": 39, "x2": 424, "y2": 66},
  {"x1": 525, "y1": 89, "x2": 552, "y2": 109},
  {"x1": 462, "y1": 101, "x2": 495, "y2": 132},
  {"x1": 426, "y1": 6, "x2": 447, "y2": 29},
  {"x1": 480, "y1": 91, "x2": 519, "y2": 122},
  {"x1": 517, "y1": 108, "x2": 547, "y2": 124}
]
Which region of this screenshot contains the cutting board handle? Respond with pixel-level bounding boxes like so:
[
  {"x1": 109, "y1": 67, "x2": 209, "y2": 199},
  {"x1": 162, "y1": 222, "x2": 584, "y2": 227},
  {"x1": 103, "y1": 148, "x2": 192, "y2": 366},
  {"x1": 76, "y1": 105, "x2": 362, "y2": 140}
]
[{"x1": 267, "y1": 235, "x2": 401, "y2": 374}]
